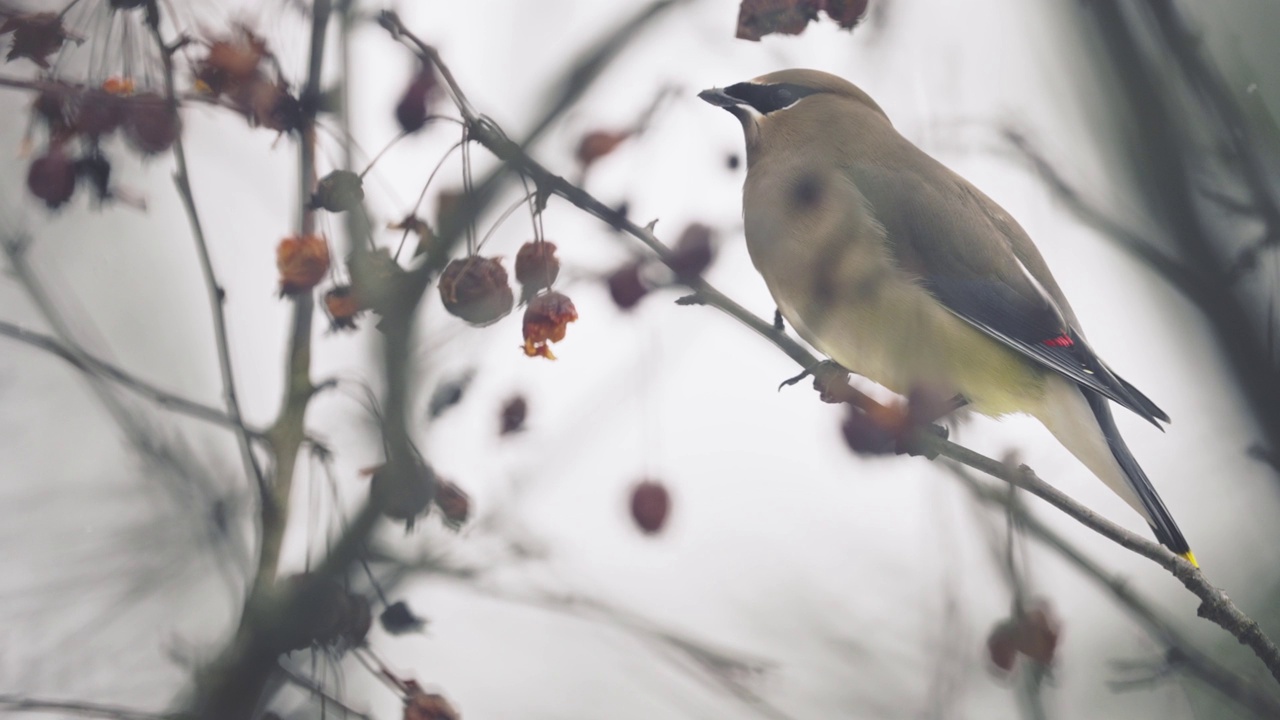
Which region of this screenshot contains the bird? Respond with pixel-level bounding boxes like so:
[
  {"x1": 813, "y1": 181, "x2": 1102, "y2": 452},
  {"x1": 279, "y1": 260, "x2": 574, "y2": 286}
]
[{"x1": 699, "y1": 69, "x2": 1196, "y2": 566}]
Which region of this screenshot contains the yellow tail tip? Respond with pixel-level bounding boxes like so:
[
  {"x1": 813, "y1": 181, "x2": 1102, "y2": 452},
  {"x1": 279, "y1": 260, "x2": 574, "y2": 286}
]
[{"x1": 1182, "y1": 550, "x2": 1199, "y2": 568}]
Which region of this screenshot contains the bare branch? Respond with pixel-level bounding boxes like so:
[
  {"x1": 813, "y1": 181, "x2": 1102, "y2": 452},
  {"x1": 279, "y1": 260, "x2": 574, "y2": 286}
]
[
  {"x1": 952, "y1": 465, "x2": 1280, "y2": 719},
  {"x1": 0, "y1": 694, "x2": 176, "y2": 720},
  {"x1": 145, "y1": 14, "x2": 268, "y2": 532}
]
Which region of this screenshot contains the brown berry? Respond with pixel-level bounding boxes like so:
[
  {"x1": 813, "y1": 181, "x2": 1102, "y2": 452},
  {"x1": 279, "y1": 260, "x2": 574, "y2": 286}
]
[
  {"x1": 607, "y1": 262, "x2": 648, "y2": 310},
  {"x1": 438, "y1": 256, "x2": 514, "y2": 326},
  {"x1": 514, "y1": 240, "x2": 560, "y2": 300},
  {"x1": 522, "y1": 290, "x2": 578, "y2": 360},
  {"x1": 576, "y1": 129, "x2": 631, "y2": 169},
  {"x1": 72, "y1": 89, "x2": 124, "y2": 137},
  {"x1": 403, "y1": 682, "x2": 459, "y2": 720},
  {"x1": 27, "y1": 149, "x2": 76, "y2": 209},
  {"x1": 669, "y1": 223, "x2": 714, "y2": 282},
  {"x1": 630, "y1": 480, "x2": 670, "y2": 535},
  {"x1": 123, "y1": 92, "x2": 180, "y2": 155},
  {"x1": 395, "y1": 64, "x2": 437, "y2": 134},
  {"x1": 324, "y1": 285, "x2": 363, "y2": 331},
  {"x1": 986, "y1": 620, "x2": 1019, "y2": 673},
  {"x1": 277, "y1": 234, "x2": 331, "y2": 295}
]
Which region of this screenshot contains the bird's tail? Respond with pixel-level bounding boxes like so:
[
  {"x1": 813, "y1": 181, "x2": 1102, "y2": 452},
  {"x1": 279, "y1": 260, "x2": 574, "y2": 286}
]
[{"x1": 1036, "y1": 377, "x2": 1196, "y2": 566}]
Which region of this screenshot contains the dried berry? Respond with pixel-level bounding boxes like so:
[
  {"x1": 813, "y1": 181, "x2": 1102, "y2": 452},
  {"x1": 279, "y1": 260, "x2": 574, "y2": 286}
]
[
  {"x1": 736, "y1": 0, "x2": 821, "y2": 41},
  {"x1": 324, "y1": 285, "x2": 364, "y2": 331},
  {"x1": 194, "y1": 26, "x2": 269, "y2": 95},
  {"x1": 607, "y1": 262, "x2": 648, "y2": 310},
  {"x1": 522, "y1": 290, "x2": 578, "y2": 359},
  {"x1": 123, "y1": 92, "x2": 180, "y2": 155},
  {"x1": 669, "y1": 223, "x2": 715, "y2": 282},
  {"x1": 514, "y1": 240, "x2": 560, "y2": 301},
  {"x1": 380, "y1": 600, "x2": 426, "y2": 635},
  {"x1": 840, "y1": 403, "x2": 900, "y2": 456},
  {"x1": 369, "y1": 458, "x2": 435, "y2": 527},
  {"x1": 72, "y1": 89, "x2": 124, "y2": 137},
  {"x1": 630, "y1": 480, "x2": 670, "y2": 535},
  {"x1": 499, "y1": 395, "x2": 527, "y2": 435},
  {"x1": 824, "y1": 0, "x2": 870, "y2": 29},
  {"x1": 311, "y1": 170, "x2": 364, "y2": 212},
  {"x1": 403, "y1": 682, "x2": 459, "y2": 720},
  {"x1": 395, "y1": 64, "x2": 437, "y2": 134},
  {"x1": 27, "y1": 149, "x2": 76, "y2": 209},
  {"x1": 277, "y1": 234, "x2": 331, "y2": 295},
  {"x1": 433, "y1": 479, "x2": 470, "y2": 531},
  {"x1": 438, "y1": 256, "x2": 514, "y2": 326},
  {"x1": 576, "y1": 129, "x2": 631, "y2": 169},
  {"x1": 986, "y1": 600, "x2": 1062, "y2": 673},
  {"x1": 33, "y1": 84, "x2": 74, "y2": 132},
  {"x1": 1, "y1": 13, "x2": 72, "y2": 68},
  {"x1": 279, "y1": 574, "x2": 370, "y2": 651}
]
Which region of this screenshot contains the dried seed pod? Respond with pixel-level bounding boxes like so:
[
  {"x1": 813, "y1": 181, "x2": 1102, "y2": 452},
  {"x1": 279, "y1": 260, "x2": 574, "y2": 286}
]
[
  {"x1": 438, "y1": 256, "x2": 514, "y2": 326},
  {"x1": 27, "y1": 148, "x2": 76, "y2": 209},
  {"x1": 277, "y1": 234, "x2": 331, "y2": 295},
  {"x1": 630, "y1": 480, "x2": 670, "y2": 535},
  {"x1": 324, "y1": 285, "x2": 363, "y2": 331},
  {"x1": 522, "y1": 290, "x2": 578, "y2": 359},
  {"x1": 311, "y1": 170, "x2": 364, "y2": 212},
  {"x1": 123, "y1": 92, "x2": 180, "y2": 155},
  {"x1": 514, "y1": 240, "x2": 560, "y2": 301}
]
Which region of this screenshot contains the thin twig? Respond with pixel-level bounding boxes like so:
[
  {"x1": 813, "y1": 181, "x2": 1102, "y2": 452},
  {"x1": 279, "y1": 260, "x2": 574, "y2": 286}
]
[
  {"x1": 952, "y1": 465, "x2": 1280, "y2": 719},
  {"x1": 146, "y1": 18, "x2": 268, "y2": 529},
  {"x1": 0, "y1": 694, "x2": 175, "y2": 720},
  {"x1": 0, "y1": 319, "x2": 265, "y2": 438}
]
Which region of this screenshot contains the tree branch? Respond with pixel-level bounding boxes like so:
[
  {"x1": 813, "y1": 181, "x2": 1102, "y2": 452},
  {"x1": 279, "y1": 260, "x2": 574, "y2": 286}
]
[
  {"x1": 146, "y1": 16, "x2": 268, "y2": 535},
  {"x1": 952, "y1": 465, "x2": 1280, "y2": 719},
  {"x1": 0, "y1": 694, "x2": 177, "y2": 720}
]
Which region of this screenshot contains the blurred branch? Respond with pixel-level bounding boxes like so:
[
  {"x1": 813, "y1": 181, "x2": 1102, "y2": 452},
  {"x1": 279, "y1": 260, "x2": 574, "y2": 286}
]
[
  {"x1": 0, "y1": 319, "x2": 267, "y2": 439},
  {"x1": 932, "y1": 436, "x2": 1280, "y2": 686},
  {"x1": 952, "y1": 465, "x2": 1280, "y2": 719},
  {"x1": 1001, "y1": 128, "x2": 1210, "y2": 302},
  {"x1": 146, "y1": 17, "x2": 267, "y2": 518},
  {"x1": 0, "y1": 695, "x2": 176, "y2": 720},
  {"x1": 1079, "y1": 0, "x2": 1280, "y2": 467}
]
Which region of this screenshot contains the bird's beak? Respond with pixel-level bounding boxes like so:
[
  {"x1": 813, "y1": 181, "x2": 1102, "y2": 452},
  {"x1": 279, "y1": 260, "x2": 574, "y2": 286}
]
[{"x1": 698, "y1": 87, "x2": 742, "y2": 109}]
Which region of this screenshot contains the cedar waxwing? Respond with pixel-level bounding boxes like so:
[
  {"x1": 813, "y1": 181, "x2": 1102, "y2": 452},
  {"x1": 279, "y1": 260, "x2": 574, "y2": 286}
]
[{"x1": 700, "y1": 69, "x2": 1196, "y2": 566}]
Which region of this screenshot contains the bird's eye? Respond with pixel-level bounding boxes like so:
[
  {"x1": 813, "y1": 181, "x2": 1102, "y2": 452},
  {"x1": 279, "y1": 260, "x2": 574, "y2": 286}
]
[{"x1": 773, "y1": 87, "x2": 796, "y2": 106}]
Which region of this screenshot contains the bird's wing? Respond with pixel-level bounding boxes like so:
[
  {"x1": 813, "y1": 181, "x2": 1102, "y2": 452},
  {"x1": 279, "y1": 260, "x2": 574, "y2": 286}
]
[{"x1": 848, "y1": 161, "x2": 1169, "y2": 425}]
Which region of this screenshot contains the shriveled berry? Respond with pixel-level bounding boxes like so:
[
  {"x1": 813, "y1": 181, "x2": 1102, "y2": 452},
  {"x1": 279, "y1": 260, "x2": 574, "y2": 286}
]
[
  {"x1": 395, "y1": 64, "x2": 437, "y2": 134},
  {"x1": 607, "y1": 262, "x2": 648, "y2": 310},
  {"x1": 123, "y1": 92, "x2": 180, "y2": 155},
  {"x1": 324, "y1": 285, "x2": 363, "y2": 331},
  {"x1": 522, "y1": 290, "x2": 578, "y2": 359},
  {"x1": 514, "y1": 240, "x2": 559, "y2": 301},
  {"x1": 311, "y1": 170, "x2": 364, "y2": 212},
  {"x1": 277, "y1": 234, "x2": 331, "y2": 295},
  {"x1": 438, "y1": 256, "x2": 514, "y2": 326},
  {"x1": 27, "y1": 149, "x2": 76, "y2": 208}
]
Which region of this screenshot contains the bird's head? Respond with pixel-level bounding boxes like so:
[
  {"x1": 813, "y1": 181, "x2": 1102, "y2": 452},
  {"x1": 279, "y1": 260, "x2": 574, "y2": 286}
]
[{"x1": 699, "y1": 69, "x2": 890, "y2": 166}]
